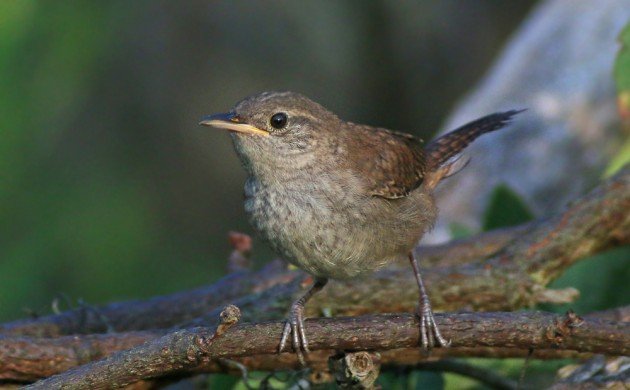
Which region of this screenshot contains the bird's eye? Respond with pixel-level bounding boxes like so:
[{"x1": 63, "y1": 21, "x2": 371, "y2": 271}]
[{"x1": 270, "y1": 112, "x2": 288, "y2": 129}]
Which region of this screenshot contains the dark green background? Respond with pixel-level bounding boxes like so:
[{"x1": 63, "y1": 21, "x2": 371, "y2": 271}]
[{"x1": 1, "y1": 2, "x2": 628, "y2": 388}]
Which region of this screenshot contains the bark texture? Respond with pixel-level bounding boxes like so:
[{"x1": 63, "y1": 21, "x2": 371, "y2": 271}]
[{"x1": 22, "y1": 310, "x2": 630, "y2": 389}]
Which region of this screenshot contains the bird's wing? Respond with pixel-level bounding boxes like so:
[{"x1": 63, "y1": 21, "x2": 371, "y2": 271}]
[
  {"x1": 342, "y1": 111, "x2": 523, "y2": 198},
  {"x1": 344, "y1": 124, "x2": 427, "y2": 199}
]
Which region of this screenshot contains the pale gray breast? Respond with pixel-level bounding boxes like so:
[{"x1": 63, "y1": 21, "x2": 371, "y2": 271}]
[
  {"x1": 243, "y1": 174, "x2": 436, "y2": 280},
  {"x1": 244, "y1": 174, "x2": 362, "y2": 277}
]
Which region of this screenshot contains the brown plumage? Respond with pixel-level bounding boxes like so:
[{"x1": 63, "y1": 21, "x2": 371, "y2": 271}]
[
  {"x1": 344, "y1": 123, "x2": 427, "y2": 199},
  {"x1": 200, "y1": 91, "x2": 523, "y2": 365},
  {"x1": 343, "y1": 110, "x2": 523, "y2": 199}
]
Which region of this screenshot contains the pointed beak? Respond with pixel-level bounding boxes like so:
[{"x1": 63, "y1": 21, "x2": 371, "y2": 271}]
[{"x1": 199, "y1": 113, "x2": 269, "y2": 136}]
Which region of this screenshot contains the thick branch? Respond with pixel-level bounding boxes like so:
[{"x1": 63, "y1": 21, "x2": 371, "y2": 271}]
[
  {"x1": 2, "y1": 168, "x2": 627, "y2": 339},
  {"x1": 24, "y1": 310, "x2": 628, "y2": 388},
  {"x1": 2, "y1": 309, "x2": 622, "y2": 382},
  {"x1": 0, "y1": 335, "x2": 598, "y2": 382}
]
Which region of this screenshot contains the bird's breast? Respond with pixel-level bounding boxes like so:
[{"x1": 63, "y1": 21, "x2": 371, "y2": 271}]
[
  {"x1": 242, "y1": 173, "x2": 435, "y2": 280},
  {"x1": 243, "y1": 175, "x2": 369, "y2": 277},
  {"x1": 243, "y1": 175, "x2": 346, "y2": 247}
]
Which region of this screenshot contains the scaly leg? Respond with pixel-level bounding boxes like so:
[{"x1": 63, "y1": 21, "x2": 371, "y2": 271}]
[
  {"x1": 278, "y1": 277, "x2": 328, "y2": 365},
  {"x1": 408, "y1": 252, "x2": 450, "y2": 349}
]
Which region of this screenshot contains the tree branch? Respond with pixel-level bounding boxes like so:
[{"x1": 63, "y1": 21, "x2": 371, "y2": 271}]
[
  {"x1": 17, "y1": 305, "x2": 239, "y2": 389},
  {"x1": 2, "y1": 308, "x2": 622, "y2": 382},
  {"x1": 0, "y1": 333, "x2": 600, "y2": 382},
  {"x1": 22, "y1": 309, "x2": 629, "y2": 389}
]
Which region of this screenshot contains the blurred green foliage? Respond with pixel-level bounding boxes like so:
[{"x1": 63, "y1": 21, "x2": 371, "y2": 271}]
[
  {"x1": 448, "y1": 222, "x2": 475, "y2": 240},
  {"x1": 614, "y1": 22, "x2": 630, "y2": 96},
  {"x1": 605, "y1": 21, "x2": 630, "y2": 176},
  {"x1": 542, "y1": 246, "x2": 630, "y2": 314},
  {"x1": 1, "y1": 2, "x2": 627, "y2": 389},
  {"x1": 482, "y1": 184, "x2": 534, "y2": 231},
  {"x1": 378, "y1": 370, "x2": 444, "y2": 389}
]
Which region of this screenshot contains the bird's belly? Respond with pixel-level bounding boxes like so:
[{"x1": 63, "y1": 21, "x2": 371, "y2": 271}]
[
  {"x1": 244, "y1": 179, "x2": 433, "y2": 279},
  {"x1": 245, "y1": 183, "x2": 360, "y2": 278}
]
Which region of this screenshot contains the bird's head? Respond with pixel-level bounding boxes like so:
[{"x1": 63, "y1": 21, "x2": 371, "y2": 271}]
[{"x1": 200, "y1": 91, "x2": 340, "y2": 177}]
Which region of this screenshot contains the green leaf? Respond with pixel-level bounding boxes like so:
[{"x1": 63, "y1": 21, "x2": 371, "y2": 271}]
[
  {"x1": 604, "y1": 137, "x2": 630, "y2": 177},
  {"x1": 607, "y1": 21, "x2": 630, "y2": 176},
  {"x1": 205, "y1": 373, "x2": 240, "y2": 389},
  {"x1": 614, "y1": 21, "x2": 630, "y2": 101},
  {"x1": 539, "y1": 246, "x2": 630, "y2": 314},
  {"x1": 482, "y1": 184, "x2": 534, "y2": 231}
]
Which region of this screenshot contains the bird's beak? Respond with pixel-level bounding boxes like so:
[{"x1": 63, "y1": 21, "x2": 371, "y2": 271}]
[{"x1": 199, "y1": 113, "x2": 269, "y2": 136}]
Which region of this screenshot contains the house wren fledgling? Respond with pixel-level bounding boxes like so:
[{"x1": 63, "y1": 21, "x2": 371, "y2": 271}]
[{"x1": 200, "y1": 91, "x2": 522, "y2": 364}]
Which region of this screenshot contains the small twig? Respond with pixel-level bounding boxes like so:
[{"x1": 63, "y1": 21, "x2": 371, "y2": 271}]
[
  {"x1": 51, "y1": 293, "x2": 73, "y2": 315},
  {"x1": 215, "y1": 304, "x2": 241, "y2": 337},
  {"x1": 76, "y1": 299, "x2": 115, "y2": 334},
  {"x1": 217, "y1": 359, "x2": 255, "y2": 390},
  {"x1": 517, "y1": 348, "x2": 534, "y2": 390}
]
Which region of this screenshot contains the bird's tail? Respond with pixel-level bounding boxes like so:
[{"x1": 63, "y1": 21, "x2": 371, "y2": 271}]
[{"x1": 423, "y1": 110, "x2": 524, "y2": 188}]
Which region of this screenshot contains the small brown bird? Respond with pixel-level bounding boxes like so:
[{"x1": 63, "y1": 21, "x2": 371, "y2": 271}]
[{"x1": 200, "y1": 92, "x2": 521, "y2": 364}]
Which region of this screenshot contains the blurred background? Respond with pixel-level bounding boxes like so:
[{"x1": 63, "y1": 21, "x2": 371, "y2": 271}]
[
  {"x1": 2, "y1": 1, "x2": 630, "y2": 388},
  {"x1": 0, "y1": 0, "x2": 538, "y2": 321}
]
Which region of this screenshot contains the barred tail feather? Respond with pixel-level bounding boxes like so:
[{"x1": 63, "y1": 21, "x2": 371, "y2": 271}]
[{"x1": 426, "y1": 109, "x2": 525, "y2": 172}]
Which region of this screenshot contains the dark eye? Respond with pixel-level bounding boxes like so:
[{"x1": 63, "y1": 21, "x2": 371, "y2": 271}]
[{"x1": 270, "y1": 112, "x2": 288, "y2": 129}]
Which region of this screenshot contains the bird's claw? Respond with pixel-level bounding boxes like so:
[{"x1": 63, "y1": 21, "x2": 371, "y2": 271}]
[
  {"x1": 417, "y1": 297, "x2": 450, "y2": 350},
  {"x1": 278, "y1": 302, "x2": 309, "y2": 365}
]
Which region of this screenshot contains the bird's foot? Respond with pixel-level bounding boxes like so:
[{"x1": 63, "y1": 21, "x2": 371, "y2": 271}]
[
  {"x1": 278, "y1": 301, "x2": 310, "y2": 365},
  {"x1": 416, "y1": 296, "x2": 450, "y2": 350}
]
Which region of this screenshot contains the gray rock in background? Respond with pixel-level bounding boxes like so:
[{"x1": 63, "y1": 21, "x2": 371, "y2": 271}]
[{"x1": 427, "y1": 0, "x2": 630, "y2": 243}]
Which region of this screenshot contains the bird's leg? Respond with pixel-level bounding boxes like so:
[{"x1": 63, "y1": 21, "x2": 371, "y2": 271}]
[
  {"x1": 278, "y1": 277, "x2": 328, "y2": 365},
  {"x1": 408, "y1": 252, "x2": 450, "y2": 349}
]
